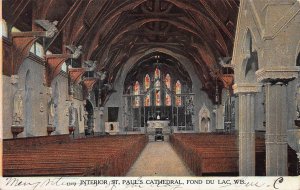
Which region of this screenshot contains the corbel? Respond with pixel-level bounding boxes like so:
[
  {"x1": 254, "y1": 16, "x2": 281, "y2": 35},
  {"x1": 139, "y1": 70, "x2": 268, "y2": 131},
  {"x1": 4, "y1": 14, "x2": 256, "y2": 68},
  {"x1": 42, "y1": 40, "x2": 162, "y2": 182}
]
[
  {"x1": 82, "y1": 77, "x2": 98, "y2": 92},
  {"x1": 44, "y1": 45, "x2": 82, "y2": 87},
  {"x1": 11, "y1": 20, "x2": 58, "y2": 75},
  {"x1": 69, "y1": 68, "x2": 85, "y2": 84},
  {"x1": 44, "y1": 54, "x2": 69, "y2": 87}
]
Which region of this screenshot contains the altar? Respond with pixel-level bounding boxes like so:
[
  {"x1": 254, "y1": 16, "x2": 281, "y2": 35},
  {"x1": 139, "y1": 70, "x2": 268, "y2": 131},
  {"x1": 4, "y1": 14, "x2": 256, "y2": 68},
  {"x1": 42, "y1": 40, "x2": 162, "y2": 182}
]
[{"x1": 147, "y1": 120, "x2": 171, "y2": 141}]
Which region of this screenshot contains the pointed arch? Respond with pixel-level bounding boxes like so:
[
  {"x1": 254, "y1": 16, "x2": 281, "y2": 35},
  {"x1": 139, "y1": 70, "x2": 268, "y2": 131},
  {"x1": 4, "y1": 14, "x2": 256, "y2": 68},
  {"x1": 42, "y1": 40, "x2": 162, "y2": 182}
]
[
  {"x1": 24, "y1": 70, "x2": 32, "y2": 136},
  {"x1": 242, "y1": 29, "x2": 259, "y2": 82},
  {"x1": 133, "y1": 81, "x2": 140, "y2": 107},
  {"x1": 144, "y1": 74, "x2": 150, "y2": 90},
  {"x1": 154, "y1": 67, "x2": 161, "y2": 79},
  {"x1": 144, "y1": 74, "x2": 151, "y2": 106},
  {"x1": 165, "y1": 74, "x2": 171, "y2": 106},
  {"x1": 165, "y1": 74, "x2": 171, "y2": 89},
  {"x1": 175, "y1": 80, "x2": 182, "y2": 106},
  {"x1": 244, "y1": 29, "x2": 252, "y2": 58}
]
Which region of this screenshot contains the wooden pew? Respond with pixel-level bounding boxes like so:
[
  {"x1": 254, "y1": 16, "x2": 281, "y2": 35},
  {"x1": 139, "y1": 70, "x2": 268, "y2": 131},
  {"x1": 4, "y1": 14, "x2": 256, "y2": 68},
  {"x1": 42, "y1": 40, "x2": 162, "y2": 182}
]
[{"x1": 3, "y1": 134, "x2": 148, "y2": 176}]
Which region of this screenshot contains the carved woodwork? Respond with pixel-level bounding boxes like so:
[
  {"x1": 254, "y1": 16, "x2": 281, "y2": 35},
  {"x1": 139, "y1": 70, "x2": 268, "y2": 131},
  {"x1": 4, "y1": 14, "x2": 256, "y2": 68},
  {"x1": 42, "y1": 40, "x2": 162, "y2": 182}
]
[
  {"x1": 45, "y1": 54, "x2": 69, "y2": 87},
  {"x1": 11, "y1": 35, "x2": 38, "y2": 75},
  {"x1": 4, "y1": 0, "x2": 239, "y2": 103},
  {"x1": 69, "y1": 68, "x2": 85, "y2": 84},
  {"x1": 82, "y1": 78, "x2": 98, "y2": 92}
]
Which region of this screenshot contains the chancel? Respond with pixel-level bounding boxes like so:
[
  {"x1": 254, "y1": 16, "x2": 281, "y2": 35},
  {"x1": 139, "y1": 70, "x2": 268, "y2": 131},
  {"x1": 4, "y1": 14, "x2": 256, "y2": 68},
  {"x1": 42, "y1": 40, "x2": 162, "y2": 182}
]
[{"x1": 2, "y1": 0, "x2": 300, "y2": 177}]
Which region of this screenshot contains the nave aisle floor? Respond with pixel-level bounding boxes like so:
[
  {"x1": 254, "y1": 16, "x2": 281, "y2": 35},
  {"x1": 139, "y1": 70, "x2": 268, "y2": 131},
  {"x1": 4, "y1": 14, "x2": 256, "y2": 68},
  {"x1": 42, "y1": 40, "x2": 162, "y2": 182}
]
[{"x1": 126, "y1": 141, "x2": 193, "y2": 176}]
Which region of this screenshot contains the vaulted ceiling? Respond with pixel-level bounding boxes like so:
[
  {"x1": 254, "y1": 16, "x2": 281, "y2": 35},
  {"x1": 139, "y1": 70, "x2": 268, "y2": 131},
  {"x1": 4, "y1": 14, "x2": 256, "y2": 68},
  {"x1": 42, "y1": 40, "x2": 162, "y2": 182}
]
[{"x1": 3, "y1": 0, "x2": 239, "y2": 102}]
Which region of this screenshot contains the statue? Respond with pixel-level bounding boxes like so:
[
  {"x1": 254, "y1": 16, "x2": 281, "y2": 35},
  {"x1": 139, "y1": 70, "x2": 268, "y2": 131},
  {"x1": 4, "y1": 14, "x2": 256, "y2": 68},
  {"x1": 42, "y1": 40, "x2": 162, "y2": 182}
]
[
  {"x1": 199, "y1": 104, "x2": 211, "y2": 132},
  {"x1": 83, "y1": 110, "x2": 88, "y2": 129},
  {"x1": 68, "y1": 102, "x2": 76, "y2": 127},
  {"x1": 47, "y1": 98, "x2": 56, "y2": 126},
  {"x1": 13, "y1": 90, "x2": 24, "y2": 126},
  {"x1": 96, "y1": 71, "x2": 107, "y2": 81},
  {"x1": 157, "y1": 114, "x2": 160, "y2": 120},
  {"x1": 83, "y1": 60, "x2": 97, "y2": 71},
  {"x1": 34, "y1": 20, "x2": 58, "y2": 38},
  {"x1": 65, "y1": 45, "x2": 83, "y2": 59},
  {"x1": 201, "y1": 110, "x2": 210, "y2": 132}
]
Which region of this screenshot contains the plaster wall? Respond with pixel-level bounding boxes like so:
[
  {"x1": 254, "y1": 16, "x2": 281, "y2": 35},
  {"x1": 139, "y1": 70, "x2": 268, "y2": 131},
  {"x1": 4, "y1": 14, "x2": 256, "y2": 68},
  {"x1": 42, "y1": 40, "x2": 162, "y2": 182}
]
[{"x1": 3, "y1": 57, "x2": 85, "y2": 139}]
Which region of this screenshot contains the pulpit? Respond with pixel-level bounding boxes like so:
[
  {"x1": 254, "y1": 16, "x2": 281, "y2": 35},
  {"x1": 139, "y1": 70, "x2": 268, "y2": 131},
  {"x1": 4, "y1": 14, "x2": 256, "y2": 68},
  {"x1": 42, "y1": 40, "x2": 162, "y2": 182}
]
[{"x1": 147, "y1": 120, "x2": 171, "y2": 141}]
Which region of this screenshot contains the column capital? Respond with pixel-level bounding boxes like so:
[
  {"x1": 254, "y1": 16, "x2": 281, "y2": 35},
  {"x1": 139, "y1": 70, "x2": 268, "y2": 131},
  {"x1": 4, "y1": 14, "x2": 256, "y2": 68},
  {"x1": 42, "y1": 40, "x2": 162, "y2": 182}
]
[
  {"x1": 256, "y1": 66, "x2": 300, "y2": 83},
  {"x1": 233, "y1": 83, "x2": 262, "y2": 94}
]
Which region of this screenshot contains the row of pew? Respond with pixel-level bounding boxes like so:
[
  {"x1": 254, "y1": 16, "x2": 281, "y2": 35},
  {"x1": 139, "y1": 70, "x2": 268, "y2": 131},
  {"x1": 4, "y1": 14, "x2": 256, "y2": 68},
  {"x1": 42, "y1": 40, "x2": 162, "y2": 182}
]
[
  {"x1": 3, "y1": 135, "x2": 148, "y2": 176},
  {"x1": 170, "y1": 133, "x2": 262, "y2": 176},
  {"x1": 170, "y1": 133, "x2": 298, "y2": 176}
]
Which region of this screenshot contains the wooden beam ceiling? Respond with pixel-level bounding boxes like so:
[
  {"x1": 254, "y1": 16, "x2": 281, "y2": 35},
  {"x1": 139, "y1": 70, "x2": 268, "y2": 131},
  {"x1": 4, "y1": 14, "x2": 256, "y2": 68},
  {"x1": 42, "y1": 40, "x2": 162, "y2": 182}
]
[{"x1": 3, "y1": 0, "x2": 239, "y2": 102}]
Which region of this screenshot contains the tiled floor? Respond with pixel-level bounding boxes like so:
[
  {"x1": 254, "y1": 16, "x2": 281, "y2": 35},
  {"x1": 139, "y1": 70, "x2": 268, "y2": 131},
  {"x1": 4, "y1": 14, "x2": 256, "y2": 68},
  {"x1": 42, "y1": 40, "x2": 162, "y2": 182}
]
[{"x1": 126, "y1": 141, "x2": 193, "y2": 176}]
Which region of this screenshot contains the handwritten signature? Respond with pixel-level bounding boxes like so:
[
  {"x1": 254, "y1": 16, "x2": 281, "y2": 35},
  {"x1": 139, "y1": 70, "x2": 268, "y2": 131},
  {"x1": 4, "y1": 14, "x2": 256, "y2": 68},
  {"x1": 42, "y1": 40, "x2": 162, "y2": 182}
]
[{"x1": 218, "y1": 177, "x2": 284, "y2": 189}]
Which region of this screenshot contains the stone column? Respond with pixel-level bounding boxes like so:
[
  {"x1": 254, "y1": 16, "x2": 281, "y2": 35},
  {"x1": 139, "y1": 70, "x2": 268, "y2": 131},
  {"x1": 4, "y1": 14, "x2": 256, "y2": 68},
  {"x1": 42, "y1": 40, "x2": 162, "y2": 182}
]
[
  {"x1": 256, "y1": 67, "x2": 299, "y2": 176},
  {"x1": 264, "y1": 81, "x2": 289, "y2": 175},
  {"x1": 233, "y1": 83, "x2": 261, "y2": 176}
]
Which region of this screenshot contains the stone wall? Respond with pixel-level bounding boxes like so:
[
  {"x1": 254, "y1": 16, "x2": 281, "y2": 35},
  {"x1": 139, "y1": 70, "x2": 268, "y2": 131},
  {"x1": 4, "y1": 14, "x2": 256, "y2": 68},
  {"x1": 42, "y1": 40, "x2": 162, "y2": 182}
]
[
  {"x1": 3, "y1": 55, "x2": 85, "y2": 139},
  {"x1": 232, "y1": 0, "x2": 300, "y2": 176}
]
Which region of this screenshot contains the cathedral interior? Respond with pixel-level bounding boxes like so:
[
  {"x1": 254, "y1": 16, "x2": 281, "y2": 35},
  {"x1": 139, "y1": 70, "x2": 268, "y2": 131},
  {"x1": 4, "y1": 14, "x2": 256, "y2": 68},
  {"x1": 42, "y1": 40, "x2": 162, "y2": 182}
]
[{"x1": 2, "y1": 0, "x2": 300, "y2": 177}]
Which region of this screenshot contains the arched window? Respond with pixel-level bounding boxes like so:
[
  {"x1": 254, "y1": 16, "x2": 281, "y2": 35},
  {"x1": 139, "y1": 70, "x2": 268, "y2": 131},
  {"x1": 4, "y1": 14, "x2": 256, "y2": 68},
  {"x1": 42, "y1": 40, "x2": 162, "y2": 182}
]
[
  {"x1": 175, "y1": 80, "x2": 182, "y2": 106},
  {"x1": 133, "y1": 81, "x2": 140, "y2": 107},
  {"x1": 155, "y1": 80, "x2": 161, "y2": 106},
  {"x1": 154, "y1": 68, "x2": 161, "y2": 106},
  {"x1": 165, "y1": 74, "x2": 171, "y2": 89},
  {"x1": 165, "y1": 74, "x2": 171, "y2": 106},
  {"x1": 144, "y1": 74, "x2": 151, "y2": 106},
  {"x1": 155, "y1": 67, "x2": 160, "y2": 79}
]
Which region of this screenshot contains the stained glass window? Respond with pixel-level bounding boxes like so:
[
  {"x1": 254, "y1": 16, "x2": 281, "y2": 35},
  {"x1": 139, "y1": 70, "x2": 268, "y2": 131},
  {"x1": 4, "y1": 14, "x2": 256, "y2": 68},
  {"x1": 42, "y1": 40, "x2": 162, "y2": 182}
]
[
  {"x1": 145, "y1": 94, "x2": 151, "y2": 106},
  {"x1": 144, "y1": 74, "x2": 151, "y2": 106},
  {"x1": 144, "y1": 74, "x2": 150, "y2": 91},
  {"x1": 175, "y1": 80, "x2": 182, "y2": 106},
  {"x1": 165, "y1": 74, "x2": 171, "y2": 106},
  {"x1": 155, "y1": 80, "x2": 161, "y2": 106},
  {"x1": 133, "y1": 81, "x2": 140, "y2": 107},
  {"x1": 154, "y1": 68, "x2": 161, "y2": 106},
  {"x1": 155, "y1": 67, "x2": 160, "y2": 79},
  {"x1": 165, "y1": 74, "x2": 171, "y2": 89}
]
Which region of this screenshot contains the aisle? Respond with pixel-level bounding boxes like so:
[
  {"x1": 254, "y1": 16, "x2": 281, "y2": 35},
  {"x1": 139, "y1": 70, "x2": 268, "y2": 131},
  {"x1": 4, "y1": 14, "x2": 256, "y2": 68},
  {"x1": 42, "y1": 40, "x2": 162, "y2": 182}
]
[{"x1": 126, "y1": 141, "x2": 193, "y2": 176}]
